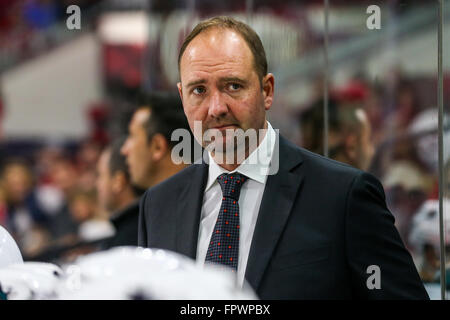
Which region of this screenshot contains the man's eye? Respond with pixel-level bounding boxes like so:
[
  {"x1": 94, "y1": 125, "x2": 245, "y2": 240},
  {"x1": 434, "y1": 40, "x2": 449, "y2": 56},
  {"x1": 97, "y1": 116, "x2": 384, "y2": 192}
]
[
  {"x1": 193, "y1": 87, "x2": 206, "y2": 95},
  {"x1": 228, "y1": 83, "x2": 241, "y2": 91}
]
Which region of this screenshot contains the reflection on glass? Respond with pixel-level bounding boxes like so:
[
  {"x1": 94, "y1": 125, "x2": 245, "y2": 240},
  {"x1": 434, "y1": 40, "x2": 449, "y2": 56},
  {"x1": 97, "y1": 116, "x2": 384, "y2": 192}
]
[
  {"x1": 0, "y1": 0, "x2": 446, "y2": 299},
  {"x1": 293, "y1": 0, "x2": 441, "y2": 297},
  {"x1": 442, "y1": 0, "x2": 450, "y2": 300}
]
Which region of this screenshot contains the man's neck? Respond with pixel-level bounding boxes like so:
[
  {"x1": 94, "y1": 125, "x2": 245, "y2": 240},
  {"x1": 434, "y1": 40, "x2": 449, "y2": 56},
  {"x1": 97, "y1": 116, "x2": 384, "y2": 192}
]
[
  {"x1": 146, "y1": 162, "x2": 189, "y2": 188},
  {"x1": 115, "y1": 188, "x2": 136, "y2": 211}
]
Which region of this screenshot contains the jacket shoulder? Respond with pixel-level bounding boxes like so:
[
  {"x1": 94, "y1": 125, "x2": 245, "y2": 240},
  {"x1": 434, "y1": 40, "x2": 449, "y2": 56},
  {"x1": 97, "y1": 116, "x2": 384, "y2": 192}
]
[{"x1": 284, "y1": 138, "x2": 363, "y2": 179}]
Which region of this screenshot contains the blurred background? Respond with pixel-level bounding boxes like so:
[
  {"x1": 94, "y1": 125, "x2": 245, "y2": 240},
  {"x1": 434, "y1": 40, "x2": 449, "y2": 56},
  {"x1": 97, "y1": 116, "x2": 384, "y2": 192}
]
[{"x1": 0, "y1": 0, "x2": 449, "y2": 298}]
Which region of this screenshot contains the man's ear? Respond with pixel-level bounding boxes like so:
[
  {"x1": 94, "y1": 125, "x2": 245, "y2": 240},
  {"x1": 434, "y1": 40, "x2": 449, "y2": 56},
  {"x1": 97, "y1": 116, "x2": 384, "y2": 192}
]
[
  {"x1": 150, "y1": 133, "x2": 169, "y2": 162},
  {"x1": 177, "y1": 82, "x2": 183, "y2": 102},
  {"x1": 262, "y1": 73, "x2": 275, "y2": 111},
  {"x1": 111, "y1": 171, "x2": 126, "y2": 194}
]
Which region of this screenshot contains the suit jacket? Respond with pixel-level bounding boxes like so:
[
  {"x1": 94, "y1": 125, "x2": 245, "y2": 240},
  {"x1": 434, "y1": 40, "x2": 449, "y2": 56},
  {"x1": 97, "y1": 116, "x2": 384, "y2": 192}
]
[
  {"x1": 138, "y1": 135, "x2": 429, "y2": 299},
  {"x1": 101, "y1": 200, "x2": 140, "y2": 250}
]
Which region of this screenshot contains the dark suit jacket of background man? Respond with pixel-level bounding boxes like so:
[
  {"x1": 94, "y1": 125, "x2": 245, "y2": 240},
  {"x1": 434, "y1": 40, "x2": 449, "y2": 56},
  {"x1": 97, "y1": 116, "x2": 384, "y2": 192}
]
[
  {"x1": 138, "y1": 134, "x2": 429, "y2": 299},
  {"x1": 101, "y1": 200, "x2": 140, "y2": 250}
]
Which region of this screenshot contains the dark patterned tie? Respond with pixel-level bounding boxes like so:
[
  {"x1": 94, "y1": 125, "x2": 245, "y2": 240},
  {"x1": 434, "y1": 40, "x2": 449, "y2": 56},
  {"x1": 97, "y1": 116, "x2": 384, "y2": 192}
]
[{"x1": 205, "y1": 172, "x2": 248, "y2": 270}]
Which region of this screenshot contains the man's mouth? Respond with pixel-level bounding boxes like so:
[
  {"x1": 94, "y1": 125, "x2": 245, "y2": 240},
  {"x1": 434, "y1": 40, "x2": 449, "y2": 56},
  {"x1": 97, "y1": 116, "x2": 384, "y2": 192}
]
[{"x1": 210, "y1": 124, "x2": 238, "y2": 130}]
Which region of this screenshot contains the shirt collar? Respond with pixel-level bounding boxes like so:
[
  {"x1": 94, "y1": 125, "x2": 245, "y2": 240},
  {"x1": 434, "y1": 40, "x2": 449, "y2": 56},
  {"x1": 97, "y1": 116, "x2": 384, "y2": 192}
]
[{"x1": 205, "y1": 121, "x2": 277, "y2": 191}]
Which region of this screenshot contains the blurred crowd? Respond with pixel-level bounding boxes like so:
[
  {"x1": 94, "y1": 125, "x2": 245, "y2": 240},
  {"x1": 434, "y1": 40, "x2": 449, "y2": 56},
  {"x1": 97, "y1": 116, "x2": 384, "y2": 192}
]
[
  {"x1": 297, "y1": 71, "x2": 449, "y2": 283},
  {"x1": 0, "y1": 0, "x2": 98, "y2": 69},
  {"x1": 0, "y1": 0, "x2": 449, "y2": 287},
  {"x1": 1, "y1": 70, "x2": 447, "y2": 284},
  {"x1": 0, "y1": 140, "x2": 108, "y2": 258},
  {"x1": 0, "y1": 92, "x2": 194, "y2": 265}
]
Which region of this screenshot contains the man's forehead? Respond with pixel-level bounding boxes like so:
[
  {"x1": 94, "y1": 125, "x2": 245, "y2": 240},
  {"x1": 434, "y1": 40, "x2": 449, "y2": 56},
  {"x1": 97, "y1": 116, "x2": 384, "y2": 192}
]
[
  {"x1": 185, "y1": 72, "x2": 248, "y2": 86},
  {"x1": 131, "y1": 108, "x2": 151, "y2": 128},
  {"x1": 180, "y1": 28, "x2": 253, "y2": 73},
  {"x1": 101, "y1": 148, "x2": 111, "y2": 162},
  {"x1": 98, "y1": 149, "x2": 110, "y2": 169}
]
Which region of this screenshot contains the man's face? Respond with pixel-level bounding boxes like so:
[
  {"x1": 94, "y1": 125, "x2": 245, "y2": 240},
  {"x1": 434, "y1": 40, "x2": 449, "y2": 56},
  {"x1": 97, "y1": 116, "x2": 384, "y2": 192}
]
[
  {"x1": 178, "y1": 28, "x2": 273, "y2": 153},
  {"x1": 121, "y1": 108, "x2": 153, "y2": 188},
  {"x1": 96, "y1": 149, "x2": 113, "y2": 212}
]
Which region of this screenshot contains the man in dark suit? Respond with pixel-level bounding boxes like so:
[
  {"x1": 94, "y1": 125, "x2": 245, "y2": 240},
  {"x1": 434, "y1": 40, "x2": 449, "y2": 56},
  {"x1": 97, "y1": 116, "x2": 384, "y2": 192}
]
[
  {"x1": 117, "y1": 93, "x2": 192, "y2": 246},
  {"x1": 121, "y1": 93, "x2": 190, "y2": 190},
  {"x1": 96, "y1": 137, "x2": 139, "y2": 249},
  {"x1": 138, "y1": 16, "x2": 429, "y2": 299}
]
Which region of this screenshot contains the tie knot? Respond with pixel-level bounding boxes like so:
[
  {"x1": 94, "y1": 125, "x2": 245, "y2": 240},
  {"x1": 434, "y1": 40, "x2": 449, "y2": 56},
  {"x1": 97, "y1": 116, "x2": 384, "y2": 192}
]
[{"x1": 217, "y1": 173, "x2": 248, "y2": 199}]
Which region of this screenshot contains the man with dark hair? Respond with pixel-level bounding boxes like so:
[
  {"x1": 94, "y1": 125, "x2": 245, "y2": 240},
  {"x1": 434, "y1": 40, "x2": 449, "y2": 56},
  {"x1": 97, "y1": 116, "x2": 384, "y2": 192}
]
[
  {"x1": 116, "y1": 93, "x2": 192, "y2": 247},
  {"x1": 330, "y1": 105, "x2": 375, "y2": 171},
  {"x1": 300, "y1": 100, "x2": 375, "y2": 171},
  {"x1": 121, "y1": 92, "x2": 191, "y2": 190},
  {"x1": 96, "y1": 137, "x2": 138, "y2": 248},
  {"x1": 138, "y1": 16, "x2": 428, "y2": 299},
  {"x1": 97, "y1": 138, "x2": 135, "y2": 213}
]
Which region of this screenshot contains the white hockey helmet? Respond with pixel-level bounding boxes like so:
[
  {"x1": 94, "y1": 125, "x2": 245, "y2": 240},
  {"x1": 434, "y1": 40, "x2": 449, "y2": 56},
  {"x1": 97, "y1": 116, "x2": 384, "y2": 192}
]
[{"x1": 0, "y1": 226, "x2": 23, "y2": 269}]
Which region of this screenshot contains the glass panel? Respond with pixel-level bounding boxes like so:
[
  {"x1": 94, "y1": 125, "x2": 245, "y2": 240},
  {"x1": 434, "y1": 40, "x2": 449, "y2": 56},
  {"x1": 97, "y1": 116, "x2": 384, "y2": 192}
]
[
  {"x1": 0, "y1": 0, "x2": 326, "y2": 263},
  {"x1": 322, "y1": 0, "x2": 441, "y2": 298},
  {"x1": 442, "y1": 0, "x2": 450, "y2": 300},
  {"x1": 0, "y1": 0, "x2": 440, "y2": 299}
]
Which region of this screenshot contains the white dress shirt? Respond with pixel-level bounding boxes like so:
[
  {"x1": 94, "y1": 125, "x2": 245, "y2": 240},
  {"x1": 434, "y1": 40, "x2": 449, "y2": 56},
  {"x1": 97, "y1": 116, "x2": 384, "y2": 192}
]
[{"x1": 196, "y1": 121, "x2": 277, "y2": 287}]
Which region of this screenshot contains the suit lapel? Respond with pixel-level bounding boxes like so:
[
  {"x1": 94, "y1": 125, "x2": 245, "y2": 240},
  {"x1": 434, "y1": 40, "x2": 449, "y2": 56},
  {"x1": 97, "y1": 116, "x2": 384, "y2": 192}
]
[
  {"x1": 244, "y1": 136, "x2": 304, "y2": 291},
  {"x1": 175, "y1": 162, "x2": 209, "y2": 260}
]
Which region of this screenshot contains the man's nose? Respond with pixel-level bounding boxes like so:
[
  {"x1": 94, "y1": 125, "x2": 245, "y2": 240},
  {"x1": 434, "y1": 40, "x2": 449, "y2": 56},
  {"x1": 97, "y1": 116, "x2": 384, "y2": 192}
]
[
  {"x1": 121, "y1": 140, "x2": 129, "y2": 155},
  {"x1": 208, "y1": 91, "x2": 228, "y2": 118}
]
